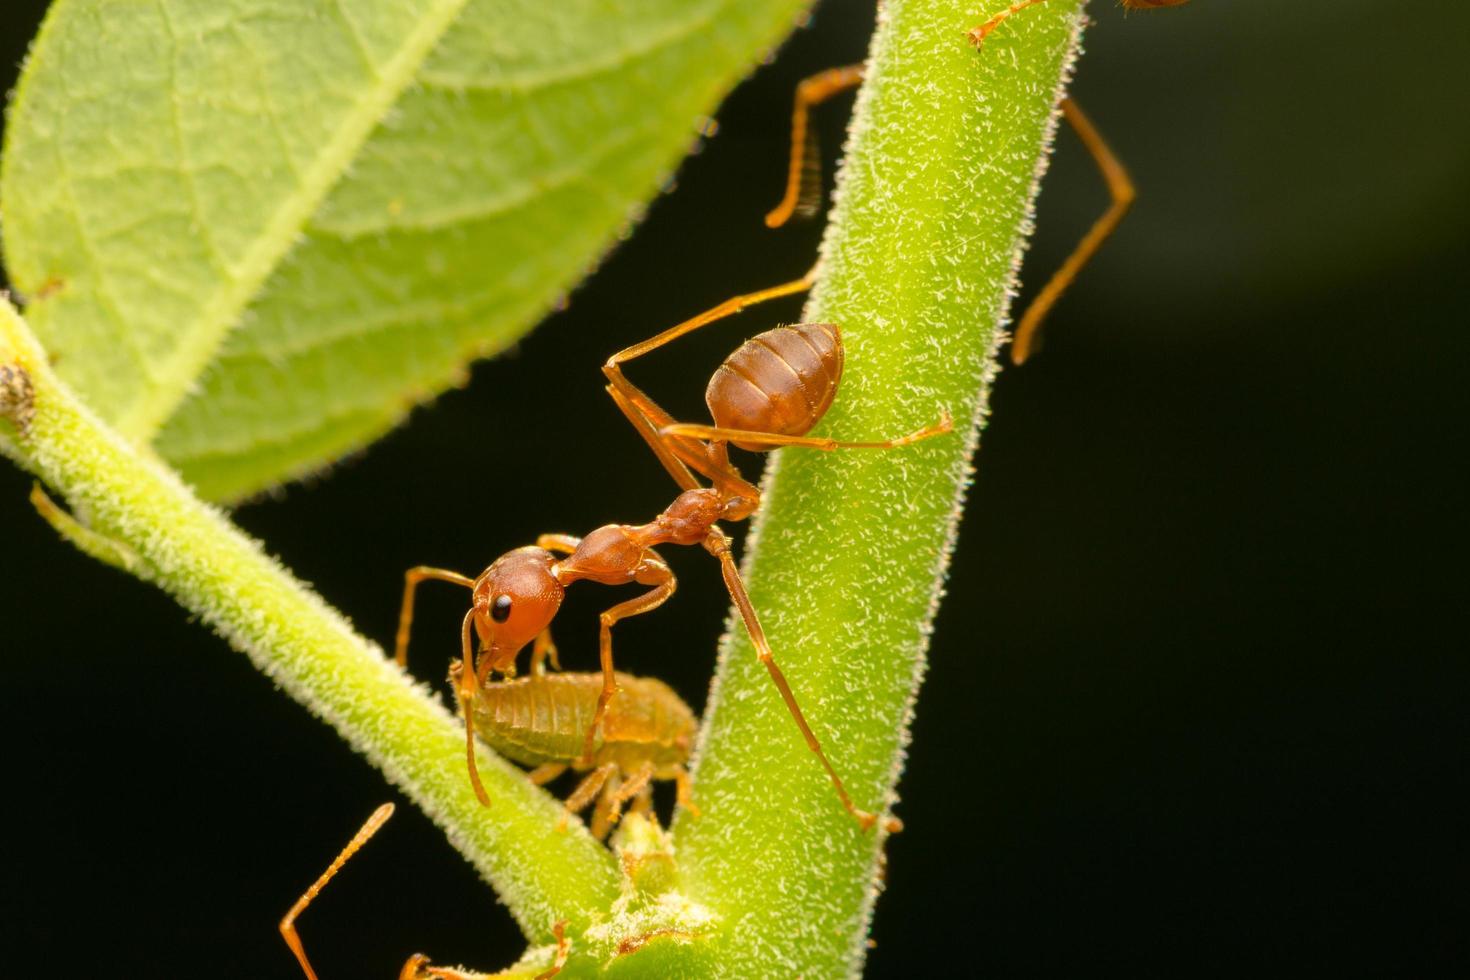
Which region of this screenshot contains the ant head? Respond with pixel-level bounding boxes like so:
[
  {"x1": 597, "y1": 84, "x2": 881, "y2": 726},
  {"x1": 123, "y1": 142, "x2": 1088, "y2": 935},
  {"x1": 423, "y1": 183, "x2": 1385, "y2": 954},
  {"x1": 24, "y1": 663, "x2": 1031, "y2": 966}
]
[{"x1": 471, "y1": 547, "x2": 564, "y2": 671}]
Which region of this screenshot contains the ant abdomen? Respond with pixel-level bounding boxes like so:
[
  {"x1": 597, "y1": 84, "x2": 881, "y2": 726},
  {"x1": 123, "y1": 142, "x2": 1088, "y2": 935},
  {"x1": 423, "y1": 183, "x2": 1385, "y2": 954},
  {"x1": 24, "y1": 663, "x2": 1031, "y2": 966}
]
[{"x1": 705, "y1": 322, "x2": 844, "y2": 450}]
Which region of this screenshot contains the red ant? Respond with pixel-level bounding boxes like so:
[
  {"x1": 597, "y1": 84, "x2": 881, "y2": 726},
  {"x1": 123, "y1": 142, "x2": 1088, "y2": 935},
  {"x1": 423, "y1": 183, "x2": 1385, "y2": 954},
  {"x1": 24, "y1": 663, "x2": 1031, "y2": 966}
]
[
  {"x1": 395, "y1": 270, "x2": 951, "y2": 832},
  {"x1": 393, "y1": 0, "x2": 1188, "y2": 832}
]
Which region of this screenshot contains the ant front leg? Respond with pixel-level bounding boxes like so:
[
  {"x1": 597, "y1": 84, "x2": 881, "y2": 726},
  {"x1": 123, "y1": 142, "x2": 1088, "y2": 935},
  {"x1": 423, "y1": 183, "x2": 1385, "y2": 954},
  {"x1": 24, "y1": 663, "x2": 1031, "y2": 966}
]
[
  {"x1": 395, "y1": 566, "x2": 476, "y2": 669},
  {"x1": 582, "y1": 559, "x2": 677, "y2": 763},
  {"x1": 1009, "y1": 98, "x2": 1135, "y2": 364},
  {"x1": 766, "y1": 64, "x2": 865, "y2": 228}
]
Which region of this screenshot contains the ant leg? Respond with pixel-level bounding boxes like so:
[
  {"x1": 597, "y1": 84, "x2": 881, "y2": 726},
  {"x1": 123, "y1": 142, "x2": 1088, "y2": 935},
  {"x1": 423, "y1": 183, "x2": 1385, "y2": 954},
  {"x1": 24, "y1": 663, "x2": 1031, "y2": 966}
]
[
  {"x1": 582, "y1": 570, "x2": 677, "y2": 762},
  {"x1": 396, "y1": 567, "x2": 475, "y2": 668},
  {"x1": 611, "y1": 382, "x2": 763, "y2": 506},
  {"x1": 967, "y1": 0, "x2": 1052, "y2": 47},
  {"x1": 607, "y1": 383, "x2": 702, "y2": 492},
  {"x1": 559, "y1": 762, "x2": 617, "y2": 833},
  {"x1": 527, "y1": 762, "x2": 568, "y2": 786},
  {"x1": 280, "y1": 803, "x2": 395, "y2": 980},
  {"x1": 605, "y1": 760, "x2": 655, "y2": 828},
  {"x1": 602, "y1": 275, "x2": 816, "y2": 488},
  {"x1": 605, "y1": 275, "x2": 815, "y2": 369},
  {"x1": 659, "y1": 409, "x2": 954, "y2": 452},
  {"x1": 765, "y1": 64, "x2": 865, "y2": 228},
  {"x1": 455, "y1": 609, "x2": 494, "y2": 808},
  {"x1": 704, "y1": 527, "x2": 881, "y2": 832},
  {"x1": 1009, "y1": 98, "x2": 1135, "y2": 364}
]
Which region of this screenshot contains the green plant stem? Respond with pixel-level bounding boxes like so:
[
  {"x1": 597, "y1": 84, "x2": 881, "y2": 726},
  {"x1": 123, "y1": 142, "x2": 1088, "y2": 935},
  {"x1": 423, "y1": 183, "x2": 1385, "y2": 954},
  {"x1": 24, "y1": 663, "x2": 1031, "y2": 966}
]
[
  {"x1": 672, "y1": 0, "x2": 1085, "y2": 975},
  {"x1": 0, "y1": 297, "x2": 620, "y2": 939}
]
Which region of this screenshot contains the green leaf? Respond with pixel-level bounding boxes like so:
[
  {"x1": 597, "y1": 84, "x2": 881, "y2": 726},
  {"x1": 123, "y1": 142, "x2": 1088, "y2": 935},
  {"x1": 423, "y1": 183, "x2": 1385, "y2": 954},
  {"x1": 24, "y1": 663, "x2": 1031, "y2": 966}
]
[{"x1": 0, "y1": 0, "x2": 808, "y2": 501}]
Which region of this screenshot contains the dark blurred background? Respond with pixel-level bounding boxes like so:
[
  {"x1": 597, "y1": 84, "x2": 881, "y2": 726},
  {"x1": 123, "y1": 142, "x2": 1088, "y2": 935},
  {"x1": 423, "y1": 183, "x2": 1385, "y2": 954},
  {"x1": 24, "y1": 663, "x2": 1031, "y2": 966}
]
[{"x1": 2, "y1": 1, "x2": 1466, "y2": 976}]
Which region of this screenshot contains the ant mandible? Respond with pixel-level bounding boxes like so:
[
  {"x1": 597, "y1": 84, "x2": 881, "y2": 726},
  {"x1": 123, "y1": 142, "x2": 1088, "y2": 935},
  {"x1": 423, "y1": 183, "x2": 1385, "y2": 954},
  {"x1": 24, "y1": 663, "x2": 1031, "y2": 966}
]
[{"x1": 394, "y1": 267, "x2": 951, "y2": 832}]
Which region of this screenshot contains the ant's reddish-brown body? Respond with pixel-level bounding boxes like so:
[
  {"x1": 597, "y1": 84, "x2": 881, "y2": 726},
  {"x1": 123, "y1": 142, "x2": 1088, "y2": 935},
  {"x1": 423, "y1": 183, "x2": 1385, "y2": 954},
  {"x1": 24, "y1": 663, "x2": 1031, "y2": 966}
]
[
  {"x1": 396, "y1": 269, "x2": 950, "y2": 831},
  {"x1": 391, "y1": 0, "x2": 1192, "y2": 836}
]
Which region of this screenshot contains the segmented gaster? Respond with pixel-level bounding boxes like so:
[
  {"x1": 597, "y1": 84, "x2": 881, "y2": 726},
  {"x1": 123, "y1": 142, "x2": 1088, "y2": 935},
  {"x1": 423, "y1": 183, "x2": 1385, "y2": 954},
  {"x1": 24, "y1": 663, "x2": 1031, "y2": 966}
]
[{"x1": 705, "y1": 323, "x2": 843, "y2": 450}]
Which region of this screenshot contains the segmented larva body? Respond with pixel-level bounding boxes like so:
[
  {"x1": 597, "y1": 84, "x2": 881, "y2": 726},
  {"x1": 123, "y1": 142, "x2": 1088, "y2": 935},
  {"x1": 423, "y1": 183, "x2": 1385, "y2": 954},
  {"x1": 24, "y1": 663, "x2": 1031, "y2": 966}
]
[
  {"x1": 705, "y1": 323, "x2": 843, "y2": 450},
  {"x1": 470, "y1": 671, "x2": 695, "y2": 776}
]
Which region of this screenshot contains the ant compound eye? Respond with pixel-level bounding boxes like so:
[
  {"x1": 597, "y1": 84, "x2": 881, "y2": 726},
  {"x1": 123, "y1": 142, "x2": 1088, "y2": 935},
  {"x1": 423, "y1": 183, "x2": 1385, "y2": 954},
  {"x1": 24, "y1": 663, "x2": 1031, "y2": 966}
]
[{"x1": 491, "y1": 594, "x2": 513, "y2": 623}]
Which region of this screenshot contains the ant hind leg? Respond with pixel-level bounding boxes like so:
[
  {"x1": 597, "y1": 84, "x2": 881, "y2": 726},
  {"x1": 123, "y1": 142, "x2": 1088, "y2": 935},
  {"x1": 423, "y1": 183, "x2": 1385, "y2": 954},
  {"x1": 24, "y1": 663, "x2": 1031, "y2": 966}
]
[
  {"x1": 765, "y1": 65, "x2": 865, "y2": 228},
  {"x1": 1010, "y1": 98, "x2": 1135, "y2": 364},
  {"x1": 703, "y1": 528, "x2": 882, "y2": 832}
]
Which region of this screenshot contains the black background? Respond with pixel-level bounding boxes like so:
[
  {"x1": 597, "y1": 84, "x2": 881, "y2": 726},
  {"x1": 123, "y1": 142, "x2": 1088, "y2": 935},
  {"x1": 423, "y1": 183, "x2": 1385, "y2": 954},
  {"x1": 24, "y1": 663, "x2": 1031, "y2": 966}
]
[{"x1": 2, "y1": 1, "x2": 1466, "y2": 976}]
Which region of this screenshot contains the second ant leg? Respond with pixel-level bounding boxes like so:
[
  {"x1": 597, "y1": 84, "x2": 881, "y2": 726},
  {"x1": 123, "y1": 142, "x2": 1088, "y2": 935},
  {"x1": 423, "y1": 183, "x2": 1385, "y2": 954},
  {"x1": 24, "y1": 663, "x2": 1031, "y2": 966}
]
[
  {"x1": 607, "y1": 382, "x2": 702, "y2": 492},
  {"x1": 581, "y1": 569, "x2": 677, "y2": 762},
  {"x1": 703, "y1": 528, "x2": 880, "y2": 832},
  {"x1": 395, "y1": 566, "x2": 476, "y2": 668},
  {"x1": 657, "y1": 410, "x2": 953, "y2": 452},
  {"x1": 280, "y1": 803, "x2": 395, "y2": 980},
  {"x1": 765, "y1": 64, "x2": 865, "y2": 228},
  {"x1": 1010, "y1": 98, "x2": 1135, "y2": 364}
]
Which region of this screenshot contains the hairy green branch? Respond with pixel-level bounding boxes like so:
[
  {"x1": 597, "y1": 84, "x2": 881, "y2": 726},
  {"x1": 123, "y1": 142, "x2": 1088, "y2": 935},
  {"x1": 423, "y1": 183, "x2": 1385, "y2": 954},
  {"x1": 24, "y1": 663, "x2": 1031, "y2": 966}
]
[
  {"x1": 0, "y1": 297, "x2": 620, "y2": 939},
  {"x1": 673, "y1": 1, "x2": 1085, "y2": 975}
]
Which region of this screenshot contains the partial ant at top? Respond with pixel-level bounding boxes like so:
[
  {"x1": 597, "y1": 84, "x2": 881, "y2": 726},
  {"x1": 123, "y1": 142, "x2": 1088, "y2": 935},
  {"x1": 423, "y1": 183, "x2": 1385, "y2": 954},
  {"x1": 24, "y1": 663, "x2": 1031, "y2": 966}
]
[{"x1": 768, "y1": 0, "x2": 1189, "y2": 364}]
